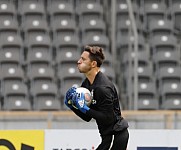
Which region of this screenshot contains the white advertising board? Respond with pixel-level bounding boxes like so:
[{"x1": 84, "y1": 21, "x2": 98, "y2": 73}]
[
  {"x1": 128, "y1": 130, "x2": 181, "y2": 150},
  {"x1": 45, "y1": 129, "x2": 101, "y2": 150},
  {"x1": 45, "y1": 129, "x2": 181, "y2": 150}
]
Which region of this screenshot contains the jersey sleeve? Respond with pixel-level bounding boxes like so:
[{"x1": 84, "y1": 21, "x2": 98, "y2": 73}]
[
  {"x1": 71, "y1": 107, "x2": 92, "y2": 122},
  {"x1": 86, "y1": 86, "x2": 115, "y2": 125}
]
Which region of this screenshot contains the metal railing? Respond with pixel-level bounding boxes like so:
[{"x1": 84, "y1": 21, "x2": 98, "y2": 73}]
[{"x1": 0, "y1": 110, "x2": 180, "y2": 129}]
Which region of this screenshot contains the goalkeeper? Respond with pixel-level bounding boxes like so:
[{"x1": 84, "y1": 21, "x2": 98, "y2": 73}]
[{"x1": 65, "y1": 45, "x2": 129, "y2": 150}]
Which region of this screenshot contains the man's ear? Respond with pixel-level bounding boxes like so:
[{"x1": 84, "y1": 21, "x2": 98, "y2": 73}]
[{"x1": 91, "y1": 61, "x2": 97, "y2": 68}]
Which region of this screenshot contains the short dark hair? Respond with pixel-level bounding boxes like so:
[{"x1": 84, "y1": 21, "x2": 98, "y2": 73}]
[{"x1": 84, "y1": 45, "x2": 105, "y2": 67}]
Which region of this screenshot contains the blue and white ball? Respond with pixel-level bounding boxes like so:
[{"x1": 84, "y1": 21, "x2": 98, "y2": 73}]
[{"x1": 72, "y1": 87, "x2": 92, "y2": 108}]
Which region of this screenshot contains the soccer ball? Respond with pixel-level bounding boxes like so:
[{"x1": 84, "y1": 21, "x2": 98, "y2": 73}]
[{"x1": 72, "y1": 87, "x2": 92, "y2": 108}]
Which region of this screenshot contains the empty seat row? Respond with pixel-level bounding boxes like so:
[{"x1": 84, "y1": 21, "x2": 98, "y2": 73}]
[
  {"x1": 1, "y1": 80, "x2": 62, "y2": 111},
  {"x1": 116, "y1": 0, "x2": 181, "y2": 32},
  {"x1": 0, "y1": 0, "x2": 111, "y2": 51},
  {"x1": 117, "y1": 0, "x2": 181, "y2": 110}
]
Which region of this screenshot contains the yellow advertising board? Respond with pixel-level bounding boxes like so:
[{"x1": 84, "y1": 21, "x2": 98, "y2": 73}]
[{"x1": 0, "y1": 130, "x2": 44, "y2": 150}]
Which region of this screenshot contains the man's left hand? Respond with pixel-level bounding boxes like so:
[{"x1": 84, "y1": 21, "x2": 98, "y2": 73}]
[{"x1": 72, "y1": 92, "x2": 90, "y2": 113}]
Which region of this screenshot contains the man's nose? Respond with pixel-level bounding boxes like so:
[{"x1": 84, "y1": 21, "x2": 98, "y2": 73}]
[{"x1": 77, "y1": 59, "x2": 81, "y2": 64}]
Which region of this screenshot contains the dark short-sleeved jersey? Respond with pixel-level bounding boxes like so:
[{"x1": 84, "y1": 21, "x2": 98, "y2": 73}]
[{"x1": 71, "y1": 71, "x2": 125, "y2": 135}]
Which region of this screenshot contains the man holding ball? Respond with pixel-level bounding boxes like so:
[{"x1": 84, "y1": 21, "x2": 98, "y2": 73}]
[{"x1": 65, "y1": 45, "x2": 129, "y2": 150}]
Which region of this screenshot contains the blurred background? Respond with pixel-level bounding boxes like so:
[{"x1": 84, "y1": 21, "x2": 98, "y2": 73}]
[{"x1": 0, "y1": 0, "x2": 181, "y2": 129}]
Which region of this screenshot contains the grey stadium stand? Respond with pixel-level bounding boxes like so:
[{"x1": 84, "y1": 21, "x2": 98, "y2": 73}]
[{"x1": 0, "y1": 0, "x2": 181, "y2": 111}]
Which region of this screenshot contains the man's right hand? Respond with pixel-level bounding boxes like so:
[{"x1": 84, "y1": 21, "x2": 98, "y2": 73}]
[{"x1": 64, "y1": 87, "x2": 77, "y2": 109}]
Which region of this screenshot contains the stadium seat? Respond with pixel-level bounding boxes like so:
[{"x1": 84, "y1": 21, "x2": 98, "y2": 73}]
[
  {"x1": 79, "y1": 18, "x2": 106, "y2": 37},
  {"x1": 117, "y1": 17, "x2": 144, "y2": 36},
  {"x1": 2, "y1": 81, "x2": 28, "y2": 98},
  {"x1": 55, "y1": 50, "x2": 80, "y2": 67},
  {"x1": 122, "y1": 50, "x2": 151, "y2": 72},
  {"x1": 27, "y1": 66, "x2": 55, "y2": 85},
  {"x1": 122, "y1": 63, "x2": 155, "y2": 106},
  {"x1": 3, "y1": 96, "x2": 31, "y2": 111},
  {"x1": 116, "y1": 1, "x2": 140, "y2": 21},
  {"x1": 57, "y1": 65, "x2": 83, "y2": 82},
  {"x1": 0, "y1": 34, "x2": 24, "y2": 68},
  {"x1": 0, "y1": 66, "x2": 25, "y2": 84},
  {"x1": 0, "y1": 18, "x2": 19, "y2": 37},
  {"x1": 122, "y1": 32, "x2": 146, "y2": 48},
  {"x1": 30, "y1": 81, "x2": 58, "y2": 99},
  {"x1": 48, "y1": 1, "x2": 75, "y2": 21},
  {"x1": 142, "y1": 1, "x2": 167, "y2": 30},
  {"x1": 137, "y1": 81, "x2": 157, "y2": 98},
  {"x1": 76, "y1": 2, "x2": 104, "y2": 21},
  {"x1": 150, "y1": 34, "x2": 178, "y2": 54},
  {"x1": 160, "y1": 82, "x2": 181, "y2": 107},
  {"x1": 161, "y1": 97, "x2": 181, "y2": 110},
  {"x1": 0, "y1": 1, "x2": 17, "y2": 19},
  {"x1": 0, "y1": 49, "x2": 23, "y2": 67},
  {"x1": 153, "y1": 50, "x2": 180, "y2": 70},
  {"x1": 24, "y1": 36, "x2": 53, "y2": 68},
  {"x1": 124, "y1": 64, "x2": 154, "y2": 83},
  {"x1": 137, "y1": 97, "x2": 159, "y2": 110},
  {"x1": 30, "y1": 82, "x2": 60, "y2": 110},
  {"x1": 51, "y1": 18, "x2": 78, "y2": 39},
  {"x1": 21, "y1": 18, "x2": 49, "y2": 39},
  {"x1": 82, "y1": 33, "x2": 110, "y2": 52},
  {"x1": 0, "y1": 34, "x2": 23, "y2": 50},
  {"x1": 24, "y1": 33, "x2": 52, "y2": 49},
  {"x1": 26, "y1": 50, "x2": 53, "y2": 68},
  {"x1": 156, "y1": 66, "x2": 181, "y2": 92},
  {"x1": 117, "y1": 33, "x2": 146, "y2": 57},
  {"x1": 53, "y1": 34, "x2": 80, "y2": 53},
  {"x1": 33, "y1": 96, "x2": 61, "y2": 111},
  {"x1": 19, "y1": 1, "x2": 46, "y2": 22},
  {"x1": 126, "y1": 80, "x2": 158, "y2": 110},
  {"x1": 148, "y1": 19, "x2": 175, "y2": 37}
]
